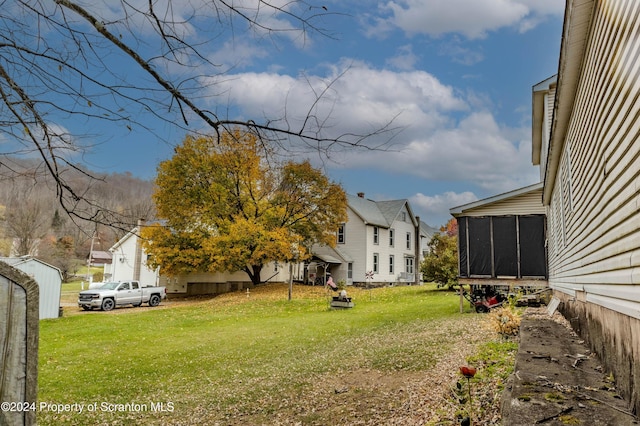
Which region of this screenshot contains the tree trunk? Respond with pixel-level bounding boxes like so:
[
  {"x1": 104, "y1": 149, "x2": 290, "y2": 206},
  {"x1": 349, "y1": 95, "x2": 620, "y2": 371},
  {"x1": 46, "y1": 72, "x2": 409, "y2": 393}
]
[{"x1": 244, "y1": 264, "x2": 263, "y2": 287}]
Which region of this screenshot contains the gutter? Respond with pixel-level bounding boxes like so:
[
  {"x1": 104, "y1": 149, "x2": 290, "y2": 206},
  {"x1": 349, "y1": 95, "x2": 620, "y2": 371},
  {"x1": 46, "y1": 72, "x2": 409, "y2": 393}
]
[{"x1": 543, "y1": 0, "x2": 596, "y2": 205}]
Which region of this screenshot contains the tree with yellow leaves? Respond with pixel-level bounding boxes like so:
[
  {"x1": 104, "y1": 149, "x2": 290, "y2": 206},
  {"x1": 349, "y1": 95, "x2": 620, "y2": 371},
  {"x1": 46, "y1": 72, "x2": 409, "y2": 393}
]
[{"x1": 142, "y1": 130, "x2": 347, "y2": 286}]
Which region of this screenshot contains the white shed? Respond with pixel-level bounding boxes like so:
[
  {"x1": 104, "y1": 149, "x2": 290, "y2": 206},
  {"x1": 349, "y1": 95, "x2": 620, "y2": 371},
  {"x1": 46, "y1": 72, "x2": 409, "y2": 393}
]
[{"x1": 0, "y1": 257, "x2": 63, "y2": 319}]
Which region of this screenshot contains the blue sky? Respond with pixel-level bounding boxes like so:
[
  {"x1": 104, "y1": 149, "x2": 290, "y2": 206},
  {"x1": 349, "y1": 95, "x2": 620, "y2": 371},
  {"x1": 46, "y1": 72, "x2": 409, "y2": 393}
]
[{"x1": 12, "y1": 1, "x2": 565, "y2": 228}]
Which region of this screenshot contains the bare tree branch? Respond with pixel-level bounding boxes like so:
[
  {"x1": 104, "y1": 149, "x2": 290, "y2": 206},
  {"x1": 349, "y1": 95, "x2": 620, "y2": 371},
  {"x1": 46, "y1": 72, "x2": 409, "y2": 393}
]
[{"x1": 0, "y1": 0, "x2": 399, "y2": 231}]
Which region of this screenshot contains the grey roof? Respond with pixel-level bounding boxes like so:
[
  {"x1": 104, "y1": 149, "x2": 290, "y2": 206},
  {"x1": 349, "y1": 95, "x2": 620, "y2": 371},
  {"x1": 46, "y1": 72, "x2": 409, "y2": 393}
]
[
  {"x1": 376, "y1": 199, "x2": 409, "y2": 225},
  {"x1": 312, "y1": 244, "x2": 353, "y2": 263},
  {"x1": 347, "y1": 194, "x2": 412, "y2": 228},
  {"x1": 420, "y1": 221, "x2": 440, "y2": 240},
  {"x1": 90, "y1": 251, "x2": 112, "y2": 261}
]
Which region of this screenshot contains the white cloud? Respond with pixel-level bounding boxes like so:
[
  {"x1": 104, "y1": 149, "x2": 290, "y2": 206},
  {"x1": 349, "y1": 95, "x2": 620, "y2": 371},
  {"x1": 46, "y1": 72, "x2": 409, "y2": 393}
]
[
  {"x1": 202, "y1": 61, "x2": 540, "y2": 211},
  {"x1": 203, "y1": 60, "x2": 468, "y2": 139},
  {"x1": 386, "y1": 44, "x2": 419, "y2": 70},
  {"x1": 371, "y1": 0, "x2": 564, "y2": 39},
  {"x1": 438, "y1": 39, "x2": 484, "y2": 65},
  {"x1": 410, "y1": 191, "x2": 478, "y2": 226},
  {"x1": 339, "y1": 110, "x2": 539, "y2": 192},
  {"x1": 209, "y1": 38, "x2": 271, "y2": 70}
]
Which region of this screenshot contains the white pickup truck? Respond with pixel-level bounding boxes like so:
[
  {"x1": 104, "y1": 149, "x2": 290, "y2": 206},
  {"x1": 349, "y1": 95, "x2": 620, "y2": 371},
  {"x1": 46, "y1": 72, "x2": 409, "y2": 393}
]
[{"x1": 78, "y1": 281, "x2": 166, "y2": 311}]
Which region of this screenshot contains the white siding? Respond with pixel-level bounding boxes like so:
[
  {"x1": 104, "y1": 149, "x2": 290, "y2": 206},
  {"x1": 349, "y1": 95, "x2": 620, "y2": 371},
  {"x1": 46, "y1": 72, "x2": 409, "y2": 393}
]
[
  {"x1": 341, "y1": 206, "x2": 369, "y2": 281},
  {"x1": 110, "y1": 233, "x2": 139, "y2": 283},
  {"x1": 547, "y1": 0, "x2": 640, "y2": 317},
  {"x1": 339, "y1": 203, "x2": 419, "y2": 284},
  {"x1": 1, "y1": 258, "x2": 62, "y2": 320},
  {"x1": 457, "y1": 188, "x2": 545, "y2": 217},
  {"x1": 110, "y1": 228, "x2": 291, "y2": 294}
]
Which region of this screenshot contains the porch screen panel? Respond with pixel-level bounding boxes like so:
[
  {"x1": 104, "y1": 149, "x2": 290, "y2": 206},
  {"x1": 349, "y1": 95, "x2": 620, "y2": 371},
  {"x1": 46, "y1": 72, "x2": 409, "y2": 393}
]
[
  {"x1": 468, "y1": 217, "x2": 491, "y2": 276},
  {"x1": 519, "y1": 215, "x2": 547, "y2": 277},
  {"x1": 492, "y1": 216, "x2": 518, "y2": 277},
  {"x1": 457, "y1": 217, "x2": 468, "y2": 277}
]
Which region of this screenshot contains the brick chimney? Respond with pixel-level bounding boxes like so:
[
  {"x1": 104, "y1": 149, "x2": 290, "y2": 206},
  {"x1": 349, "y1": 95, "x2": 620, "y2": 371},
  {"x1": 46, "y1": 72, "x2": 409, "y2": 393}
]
[{"x1": 357, "y1": 192, "x2": 365, "y2": 198}]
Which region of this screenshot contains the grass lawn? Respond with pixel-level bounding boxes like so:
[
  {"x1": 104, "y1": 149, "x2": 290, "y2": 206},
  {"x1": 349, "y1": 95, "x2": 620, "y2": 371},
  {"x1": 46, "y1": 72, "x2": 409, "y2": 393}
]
[
  {"x1": 60, "y1": 267, "x2": 105, "y2": 304},
  {"x1": 38, "y1": 284, "x2": 516, "y2": 425}
]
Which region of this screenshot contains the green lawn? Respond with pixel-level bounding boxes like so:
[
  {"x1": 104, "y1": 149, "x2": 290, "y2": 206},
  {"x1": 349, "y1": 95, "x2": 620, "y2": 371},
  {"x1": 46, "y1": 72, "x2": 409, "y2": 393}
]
[
  {"x1": 38, "y1": 284, "x2": 514, "y2": 425},
  {"x1": 59, "y1": 267, "x2": 104, "y2": 304}
]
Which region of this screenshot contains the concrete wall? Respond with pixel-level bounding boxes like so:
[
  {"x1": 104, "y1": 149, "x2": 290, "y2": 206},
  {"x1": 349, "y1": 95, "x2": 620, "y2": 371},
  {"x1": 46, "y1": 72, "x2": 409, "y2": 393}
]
[{"x1": 557, "y1": 292, "x2": 640, "y2": 415}]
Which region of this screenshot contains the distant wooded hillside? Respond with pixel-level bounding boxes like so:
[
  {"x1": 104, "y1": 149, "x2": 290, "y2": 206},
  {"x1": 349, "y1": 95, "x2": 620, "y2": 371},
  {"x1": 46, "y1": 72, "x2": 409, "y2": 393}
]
[{"x1": 0, "y1": 157, "x2": 156, "y2": 281}]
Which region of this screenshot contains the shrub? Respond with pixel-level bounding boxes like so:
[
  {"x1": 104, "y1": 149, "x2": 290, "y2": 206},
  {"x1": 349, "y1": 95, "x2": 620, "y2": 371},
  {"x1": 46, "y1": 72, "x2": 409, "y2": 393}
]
[{"x1": 485, "y1": 306, "x2": 521, "y2": 336}]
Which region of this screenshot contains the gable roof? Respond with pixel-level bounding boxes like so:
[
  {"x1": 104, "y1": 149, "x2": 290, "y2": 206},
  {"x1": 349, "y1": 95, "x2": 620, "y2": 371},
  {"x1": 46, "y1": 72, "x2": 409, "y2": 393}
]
[
  {"x1": 532, "y1": 74, "x2": 557, "y2": 165},
  {"x1": 110, "y1": 227, "x2": 139, "y2": 252},
  {"x1": 90, "y1": 251, "x2": 112, "y2": 263},
  {"x1": 420, "y1": 221, "x2": 440, "y2": 240},
  {"x1": 0, "y1": 256, "x2": 63, "y2": 280},
  {"x1": 449, "y1": 182, "x2": 544, "y2": 217},
  {"x1": 312, "y1": 244, "x2": 353, "y2": 263},
  {"x1": 347, "y1": 194, "x2": 415, "y2": 228}
]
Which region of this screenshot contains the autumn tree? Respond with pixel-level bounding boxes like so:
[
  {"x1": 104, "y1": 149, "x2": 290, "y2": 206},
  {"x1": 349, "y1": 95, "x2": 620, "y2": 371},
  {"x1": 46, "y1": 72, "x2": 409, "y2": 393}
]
[
  {"x1": 142, "y1": 130, "x2": 347, "y2": 286},
  {"x1": 1, "y1": 2, "x2": 395, "y2": 229},
  {"x1": 421, "y1": 218, "x2": 459, "y2": 288}
]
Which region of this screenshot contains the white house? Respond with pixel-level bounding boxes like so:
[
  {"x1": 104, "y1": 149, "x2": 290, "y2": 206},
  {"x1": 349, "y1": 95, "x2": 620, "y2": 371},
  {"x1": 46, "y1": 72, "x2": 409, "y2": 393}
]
[
  {"x1": 533, "y1": 0, "x2": 640, "y2": 414},
  {"x1": 419, "y1": 220, "x2": 440, "y2": 258},
  {"x1": 107, "y1": 224, "x2": 295, "y2": 296},
  {"x1": 0, "y1": 256, "x2": 63, "y2": 319},
  {"x1": 108, "y1": 226, "x2": 160, "y2": 287},
  {"x1": 326, "y1": 193, "x2": 424, "y2": 286}
]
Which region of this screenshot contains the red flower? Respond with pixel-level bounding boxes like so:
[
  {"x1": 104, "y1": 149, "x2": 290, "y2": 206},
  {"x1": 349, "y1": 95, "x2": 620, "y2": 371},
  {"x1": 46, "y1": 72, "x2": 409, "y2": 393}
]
[{"x1": 460, "y1": 366, "x2": 477, "y2": 378}]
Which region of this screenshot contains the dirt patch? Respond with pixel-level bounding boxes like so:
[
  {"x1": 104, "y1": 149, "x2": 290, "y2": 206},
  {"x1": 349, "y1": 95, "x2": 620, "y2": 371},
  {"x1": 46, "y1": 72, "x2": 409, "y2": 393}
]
[
  {"x1": 501, "y1": 308, "x2": 639, "y2": 425},
  {"x1": 221, "y1": 317, "x2": 503, "y2": 426}
]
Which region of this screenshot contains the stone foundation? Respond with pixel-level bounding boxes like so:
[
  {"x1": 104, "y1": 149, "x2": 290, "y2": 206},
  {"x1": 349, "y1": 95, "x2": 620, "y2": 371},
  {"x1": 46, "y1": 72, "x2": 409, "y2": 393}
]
[{"x1": 556, "y1": 291, "x2": 640, "y2": 415}]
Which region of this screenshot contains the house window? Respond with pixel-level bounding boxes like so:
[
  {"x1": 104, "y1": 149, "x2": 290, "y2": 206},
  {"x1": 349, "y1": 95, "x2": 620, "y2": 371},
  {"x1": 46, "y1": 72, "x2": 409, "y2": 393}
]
[
  {"x1": 406, "y1": 232, "x2": 411, "y2": 250},
  {"x1": 405, "y1": 257, "x2": 414, "y2": 274},
  {"x1": 337, "y1": 224, "x2": 345, "y2": 244},
  {"x1": 389, "y1": 255, "x2": 394, "y2": 274},
  {"x1": 401, "y1": 211, "x2": 407, "y2": 222},
  {"x1": 389, "y1": 228, "x2": 394, "y2": 247},
  {"x1": 373, "y1": 253, "x2": 379, "y2": 273},
  {"x1": 348, "y1": 263, "x2": 353, "y2": 280},
  {"x1": 373, "y1": 226, "x2": 379, "y2": 244}
]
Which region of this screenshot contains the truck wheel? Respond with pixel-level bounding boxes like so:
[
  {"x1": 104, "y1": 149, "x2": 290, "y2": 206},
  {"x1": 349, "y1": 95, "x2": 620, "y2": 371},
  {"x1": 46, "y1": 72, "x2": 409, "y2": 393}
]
[
  {"x1": 148, "y1": 294, "x2": 161, "y2": 307},
  {"x1": 101, "y1": 298, "x2": 115, "y2": 311}
]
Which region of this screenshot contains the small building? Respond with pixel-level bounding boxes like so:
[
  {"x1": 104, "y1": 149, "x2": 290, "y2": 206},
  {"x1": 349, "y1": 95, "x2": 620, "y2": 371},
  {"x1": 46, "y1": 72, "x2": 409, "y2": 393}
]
[
  {"x1": 88, "y1": 250, "x2": 112, "y2": 267},
  {"x1": 108, "y1": 225, "x2": 293, "y2": 296},
  {"x1": 450, "y1": 183, "x2": 548, "y2": 289},
  {"x1": 0, "y1": 256, "x2": 63, "y2": 319}
]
